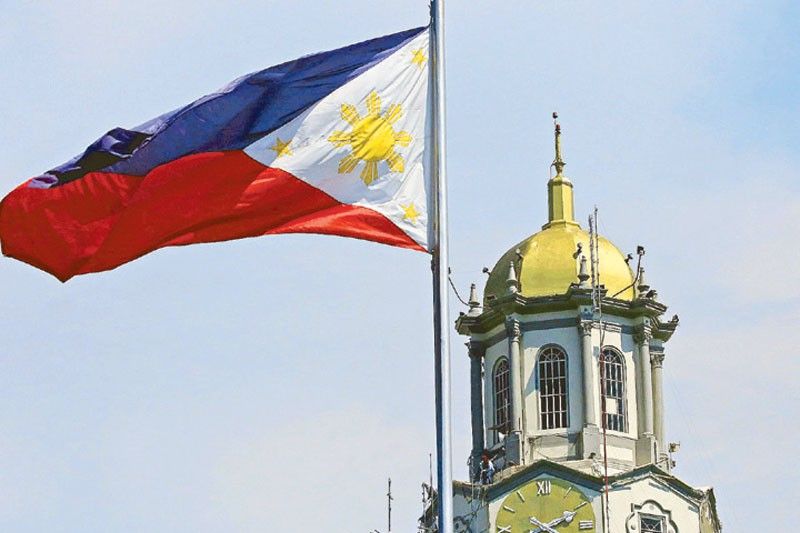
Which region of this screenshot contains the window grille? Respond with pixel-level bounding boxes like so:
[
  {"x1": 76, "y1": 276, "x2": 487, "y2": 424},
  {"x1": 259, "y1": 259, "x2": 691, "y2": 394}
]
[
  {"x1": 493, "y1": 358, "x2": 510, "y2": 440},
  {"x1": 601, "y1": 347, "x2": 627, "y2": 432},
  {"x1": 640, "y1": 516, "x2": 664, "y2": 533},
  {"x1": 538, "y1": 346, "x2": 568, "y2": 429}
]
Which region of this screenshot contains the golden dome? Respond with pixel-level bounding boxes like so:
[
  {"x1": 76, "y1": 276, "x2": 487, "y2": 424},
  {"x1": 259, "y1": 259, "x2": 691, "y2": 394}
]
[
  {"x1": 484, "y1": 223, "x2": 635, "y2": 302},
  {"x1": 484, "y1": 115, "x2": 635, "y2": 302}
]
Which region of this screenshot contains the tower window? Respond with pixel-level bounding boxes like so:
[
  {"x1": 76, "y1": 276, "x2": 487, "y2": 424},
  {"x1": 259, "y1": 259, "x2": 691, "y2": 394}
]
[
  {"x1": 640, "y1": 515, "x2": 664, "y2": 533},
  {"x1": 493, "y1": 358, "x2": 511, "y2": 439},
  {"x1": 601, "y1": 347, "x2": 627, "y2": 432},
  {"x1": 538, "y1": 346, "x2": 568, "y2": 430}
]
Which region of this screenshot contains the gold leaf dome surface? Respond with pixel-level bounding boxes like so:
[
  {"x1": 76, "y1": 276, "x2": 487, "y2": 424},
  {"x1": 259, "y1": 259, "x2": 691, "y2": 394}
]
[{"x1": 484, "y1": 223, "x2": 635, "y2": 302}]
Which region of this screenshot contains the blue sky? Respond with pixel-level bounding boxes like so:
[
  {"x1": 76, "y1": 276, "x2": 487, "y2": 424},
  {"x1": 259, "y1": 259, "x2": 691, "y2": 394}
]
[{"x1": 1, "y1": 1, "x2": 797, "y2": 531}]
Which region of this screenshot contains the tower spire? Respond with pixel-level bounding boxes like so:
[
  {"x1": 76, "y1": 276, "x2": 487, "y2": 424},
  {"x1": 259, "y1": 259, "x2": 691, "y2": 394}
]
[{"x1": 544, "y1": 112, "x2": 577, "y2": 229}]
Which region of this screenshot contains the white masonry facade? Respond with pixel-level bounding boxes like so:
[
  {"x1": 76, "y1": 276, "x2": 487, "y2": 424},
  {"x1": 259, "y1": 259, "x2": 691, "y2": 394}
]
[{"x1": 420, "y1": 122, "x2": 722, "y2": 533}]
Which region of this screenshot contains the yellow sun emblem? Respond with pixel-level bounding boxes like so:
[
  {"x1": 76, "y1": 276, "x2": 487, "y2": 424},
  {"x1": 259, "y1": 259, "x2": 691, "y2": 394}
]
[{"x1": 328, "y1": 91, "x2": 412, "y2": 185}]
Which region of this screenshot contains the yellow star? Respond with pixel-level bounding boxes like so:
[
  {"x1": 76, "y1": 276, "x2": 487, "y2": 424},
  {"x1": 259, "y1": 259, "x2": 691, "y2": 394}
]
[
  {"x1": 411, "y1": 48, "x2": 427, "y2": 68},
  {"x1": 401, "y1": 202, "x2": 421, "y2": 223},
  {"x1": 269, "y1": 137, "x2": 293, "y2": 158}
]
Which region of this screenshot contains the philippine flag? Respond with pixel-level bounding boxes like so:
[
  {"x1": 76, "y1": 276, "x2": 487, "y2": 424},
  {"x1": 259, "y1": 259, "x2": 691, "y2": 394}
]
[{"x1": 0, "y1": 27, "x2": 431, "y2": 282}]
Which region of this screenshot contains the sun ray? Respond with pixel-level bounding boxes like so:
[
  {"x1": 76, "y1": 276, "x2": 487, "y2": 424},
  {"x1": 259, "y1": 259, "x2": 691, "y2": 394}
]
[
  {"x1": 395, "y1": 131, "x2": 412, "y2": 147},
  {"x1": 366, "y1": 91, "x2": 381, "y2": 117},
  {"x1": 386, "y1": 150, "x2": 405, "y2": 173},
  {"x1": 360, "y1": 161, "x2": 379, "y2": 184},
  {"x1": 340, "y1": 104, "x2": 361, "y2": 126},
  {"x1": 338, "y1": 153, "x2": 360, "y2": 174},
  {"x1": 328, "y1": 131, "x2": 353, "y2": 147},
  {"x1": 383, "y1": 104, "x2": 403, "y2": 125}
]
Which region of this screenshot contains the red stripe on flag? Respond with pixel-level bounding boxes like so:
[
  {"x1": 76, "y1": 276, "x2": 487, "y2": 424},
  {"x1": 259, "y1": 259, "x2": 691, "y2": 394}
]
[{"x1": 0, "y1": 151, "x2": 424, "y2": 281}]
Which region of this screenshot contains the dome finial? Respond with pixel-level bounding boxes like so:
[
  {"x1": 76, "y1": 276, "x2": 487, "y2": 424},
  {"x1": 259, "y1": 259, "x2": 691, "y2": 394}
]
[
  {"x1": 552, "y1": 112, "x2": 565, "y2": 175},
  {"x1": 543, "y1": 113, "x2": 577, "y2": 229}
]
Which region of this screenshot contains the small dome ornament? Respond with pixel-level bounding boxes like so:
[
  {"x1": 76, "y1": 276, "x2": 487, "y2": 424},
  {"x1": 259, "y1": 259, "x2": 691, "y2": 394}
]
[
  {"x1": 506, "y1": 260, "x2": 520, "y2": 294},
  {"x1": 577, "y1": 253, "x2": 591, "y2": 288},
  {"x1": 467, "y1": 283, "x2": 482, "y2": 316},
  {"x1": 637, "y1": 266, "x2": 651, "y2": 296}
]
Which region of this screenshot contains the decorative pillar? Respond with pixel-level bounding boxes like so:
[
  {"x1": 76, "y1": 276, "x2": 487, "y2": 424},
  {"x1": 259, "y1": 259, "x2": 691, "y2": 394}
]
[
  {"x1": 578, "y1": 319, "x2": 600, "y2": 458},
  {"x1": 634, "y1": 329, "x2": 655, "y2": 437},
  {"x1": 634, "y1": 327, "x2": 657, "y2": 465},
  {"x1": 468, "y1": 342, "x2": 486, "y2": 481},
  {"x1": 505, "y1": 318, "x2": 523, "y2": 466},
  {"x1": 579, "y1": 321, "x2": 597, "y2": 426},
  {"x1": 651, "y1": 350, "x2": 667, "y2": 460}
]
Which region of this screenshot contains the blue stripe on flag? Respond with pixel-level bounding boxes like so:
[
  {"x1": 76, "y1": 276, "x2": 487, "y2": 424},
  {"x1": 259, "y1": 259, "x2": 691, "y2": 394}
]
[{"x1": 40, "y1": 27, "x2": 426, "y2": 186}]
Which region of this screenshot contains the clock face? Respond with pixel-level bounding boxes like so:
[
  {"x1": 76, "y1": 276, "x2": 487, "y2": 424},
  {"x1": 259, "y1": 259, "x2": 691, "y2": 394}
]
[{"x1": 495, "y1": 477, "x2": 596, "y2": 532}]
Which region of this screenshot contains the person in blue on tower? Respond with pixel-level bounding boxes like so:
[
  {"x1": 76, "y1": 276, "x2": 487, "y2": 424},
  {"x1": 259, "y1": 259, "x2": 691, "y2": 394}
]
[{"x1": 480, "y1": 452, "x2": 495, "y2": 485}]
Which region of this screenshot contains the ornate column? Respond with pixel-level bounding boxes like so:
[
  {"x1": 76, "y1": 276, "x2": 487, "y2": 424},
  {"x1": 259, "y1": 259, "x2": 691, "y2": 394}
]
[
  {"x1": 633, "y1": 326, "x2": 657, "y2": 465},
  {"x1": 578, "y1": 319, "x2": 600, "y2": 458},
  {"x1": 634, "y1": 328, "x2": 655, "y2": 437},
  {"x1": 651, "y1": 350, "x2": 666, "y2": 458},
  {"x1": 468, "y1": 341, "x2": 486, "y2": 481},
  {"x1": 505, "y1": 318, "x2": 523, "y2": 466},
  {"x1": 579, "y1": 320, "x2": 597, "y2": 426}
]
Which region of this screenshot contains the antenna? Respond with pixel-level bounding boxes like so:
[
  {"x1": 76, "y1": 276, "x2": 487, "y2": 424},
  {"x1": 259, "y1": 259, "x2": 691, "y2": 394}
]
[
  {"x1": 589, "y1": 208, "x2": 611, "y2": 533},
  {"x1": 588, "y1": 213, "x2": 598, "y2": 311},
  {"x1": 387, "y1": 477, "x2": 393, "y2": 532}
]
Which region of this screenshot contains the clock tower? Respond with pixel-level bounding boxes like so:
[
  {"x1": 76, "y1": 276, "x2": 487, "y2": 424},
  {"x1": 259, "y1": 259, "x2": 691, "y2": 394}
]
[{"x1": 428, "y1": 119, "x2": 722, "y2": 533}]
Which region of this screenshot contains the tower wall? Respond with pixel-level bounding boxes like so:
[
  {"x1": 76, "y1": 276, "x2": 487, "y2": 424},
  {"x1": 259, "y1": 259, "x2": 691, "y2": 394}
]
[{"x1": 479, "y1": 310, "x2": 650, "y2": 472}]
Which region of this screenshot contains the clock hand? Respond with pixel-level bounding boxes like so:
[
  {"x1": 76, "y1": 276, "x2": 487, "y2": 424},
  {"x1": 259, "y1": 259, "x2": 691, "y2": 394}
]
[
  {"x1": 560, "y1": 510, "x2": 576, "y2": 524},
  {"x1": 544, "y1": 510, "x2": 576, "y2": 529},
  {"x1": 529, "y1": 516, "x2": 559, "y2": 533},
  {"x1": 530, "y1": 499, "x2": 589, "y2": 532}
]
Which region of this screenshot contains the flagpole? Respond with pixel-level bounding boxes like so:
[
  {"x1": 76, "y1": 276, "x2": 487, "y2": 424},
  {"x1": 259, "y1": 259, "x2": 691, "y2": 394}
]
[{"x1": 429, "y1": 2, "x2": 453, "y2": 533}]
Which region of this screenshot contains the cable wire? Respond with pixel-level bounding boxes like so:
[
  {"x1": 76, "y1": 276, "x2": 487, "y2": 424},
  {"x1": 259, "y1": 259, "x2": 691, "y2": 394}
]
[{"x1": 447, "y1": 269, "x2": 470, "y2": 307}]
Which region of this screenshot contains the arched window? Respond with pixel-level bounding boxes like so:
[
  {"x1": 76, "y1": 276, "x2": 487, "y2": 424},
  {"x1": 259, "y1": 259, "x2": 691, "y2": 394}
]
[
  {"x1": 493, "y1": 358, "x2": 510, "y2": 437},
  {"x1": 601, "y1": 347, "x2": 627, "y2": 432},
  {"x1": 538, "y1": 346, "x2": 569, "y2": 430}
]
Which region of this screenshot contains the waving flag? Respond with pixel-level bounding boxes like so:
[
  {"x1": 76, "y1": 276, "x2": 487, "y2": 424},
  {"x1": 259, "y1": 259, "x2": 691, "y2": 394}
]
[{"x1": 0, "y1": 27, "x2": 430, "y2": 281}]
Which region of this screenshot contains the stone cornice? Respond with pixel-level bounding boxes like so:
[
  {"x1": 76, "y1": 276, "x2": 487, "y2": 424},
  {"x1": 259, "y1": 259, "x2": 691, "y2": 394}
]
[
  {"x1": 651, "y1": 314, "x2": 679, "y2": 342},
  {"x1": 456, "y1": 291, "x2": 670, "y2": 337},
  {"x1": 453, "y1": 459, "x2": 708, "y2": 504}
]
